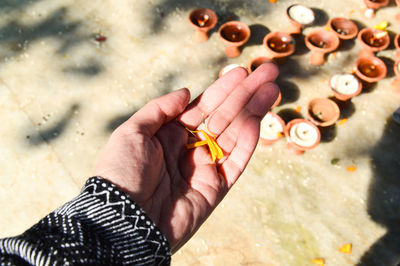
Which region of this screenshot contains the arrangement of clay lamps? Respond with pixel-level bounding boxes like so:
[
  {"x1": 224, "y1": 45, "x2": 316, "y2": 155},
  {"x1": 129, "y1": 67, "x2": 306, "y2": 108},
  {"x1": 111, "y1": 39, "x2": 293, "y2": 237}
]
[
  {"x1": 248, "y1": 57, "x2": 272, "y2": 73},
  {"x1": 263, "y1": 31, "x2": 295, "y2": 63},
  {"x1": 362, "y1": 0, "x2": 389, "y2": 18},
  {"x1": 306, "y1": 98, "x2": 340, "y2": 127},
  {"x1": 284, "y1": 119, "x2": 321, "y2": 155},
  {"x1": 286, "y1": 4, "x2": 315, "y2": 35},
  {"x1": 353, "y1": 56, "x2": 387, "y2": 84},
  {"x1": 218, "y1": 64, "x2": 241, "y2": 77},
  {"x1": 329, "y1": 73, "x2": 362, "y2": 101},
  {"x1": 188, "y1": 8, "x2": 218, "y2": 42},
  {"x1": 305, "y1": 30, "x2": 340, "y2": 66},
  {"x1": 327, "y1": 17, "x2": 358, "y2": 44},
  {"x1": 392, "y1": 59, "x2": 400, "y2": 91},
  {"x1": 259, "y1": 112, "x2": 285, "y2": 145},
  {"x1": 357, "y1": 28, "x2": 390, "y2": 59},
  {"x1": 218, "y1": 21, "x2": 251, "y2": 58}
]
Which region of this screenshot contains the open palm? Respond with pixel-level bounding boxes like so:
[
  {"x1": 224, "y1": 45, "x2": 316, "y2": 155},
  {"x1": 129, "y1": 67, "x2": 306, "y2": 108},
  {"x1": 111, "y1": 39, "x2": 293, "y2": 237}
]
[{"x1": 94, "y1": 63, "x2": 279, "y2": 253}]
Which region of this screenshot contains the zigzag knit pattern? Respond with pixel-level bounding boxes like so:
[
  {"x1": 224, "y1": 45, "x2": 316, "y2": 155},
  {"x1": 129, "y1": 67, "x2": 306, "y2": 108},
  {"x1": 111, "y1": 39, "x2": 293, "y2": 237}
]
[{"x1": 0, "y1": 177, "x2": 171, "y2": 265}]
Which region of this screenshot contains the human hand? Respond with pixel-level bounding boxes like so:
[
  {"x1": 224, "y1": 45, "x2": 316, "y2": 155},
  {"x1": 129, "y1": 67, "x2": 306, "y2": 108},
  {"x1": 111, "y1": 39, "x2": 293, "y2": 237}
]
[{"x1": 93, "y1": 63, "x2": 279, "y2": 253}]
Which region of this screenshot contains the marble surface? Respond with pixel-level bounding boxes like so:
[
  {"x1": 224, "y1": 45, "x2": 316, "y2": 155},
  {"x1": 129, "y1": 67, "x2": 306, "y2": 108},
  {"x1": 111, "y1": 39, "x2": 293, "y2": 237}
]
[{"x1": 1, "y1": 0, "x2": 400, "y2": 265}]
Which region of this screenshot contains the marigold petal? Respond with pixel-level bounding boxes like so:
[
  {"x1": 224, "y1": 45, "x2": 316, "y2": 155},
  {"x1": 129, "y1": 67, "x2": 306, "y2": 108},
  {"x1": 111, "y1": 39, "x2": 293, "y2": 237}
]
[{"x1": 339, "y1": 243, "x2": 352, "y2": 254}]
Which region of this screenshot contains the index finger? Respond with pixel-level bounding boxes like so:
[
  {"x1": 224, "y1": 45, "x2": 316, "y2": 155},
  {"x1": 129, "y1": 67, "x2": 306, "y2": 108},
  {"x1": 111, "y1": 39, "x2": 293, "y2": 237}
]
[
  {"x1": 179, "y1": 63, "x2": 278, "y2": 130},
  {"x1": 178, "y1": 66, "x2": 248, "y2": 128}
]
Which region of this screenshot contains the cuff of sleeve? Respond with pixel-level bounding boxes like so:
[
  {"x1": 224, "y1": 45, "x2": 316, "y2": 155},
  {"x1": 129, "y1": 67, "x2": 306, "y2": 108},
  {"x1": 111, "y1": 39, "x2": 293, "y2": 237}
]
[{"x1": 56, "y1": 176, "x2": 171, "y2": 265}]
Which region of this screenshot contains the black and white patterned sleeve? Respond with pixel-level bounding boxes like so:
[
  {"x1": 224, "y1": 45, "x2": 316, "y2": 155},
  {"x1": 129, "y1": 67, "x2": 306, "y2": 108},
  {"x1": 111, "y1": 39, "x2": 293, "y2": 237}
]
[{"x1": 0, "y1": 177, "x2": 171, "y2": 265}]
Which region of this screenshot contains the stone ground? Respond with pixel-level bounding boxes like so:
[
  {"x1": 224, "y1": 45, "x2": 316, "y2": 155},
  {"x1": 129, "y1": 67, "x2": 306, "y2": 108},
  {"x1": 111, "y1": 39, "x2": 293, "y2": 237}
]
[{"x1": 1, "y1": 0, "x2": 400, "y2": 265}]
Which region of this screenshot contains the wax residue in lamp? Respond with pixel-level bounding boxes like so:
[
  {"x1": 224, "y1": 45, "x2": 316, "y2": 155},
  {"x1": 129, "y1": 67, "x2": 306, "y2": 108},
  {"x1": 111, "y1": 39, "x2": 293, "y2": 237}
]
[
  {"x1": 288, "y1": 5, "x2": 315, "y2": 25},
  {"x1": 359, "y1": 62, "x2": 380, "y2": 77},
  {"x1": 197, "y1": 14, "x2": 209, "y2": 27},
  {"x1": 289, "y1": 122, "x2": 319, "y2": 147},
  {"x1": 260, "y1": 113, "x2": 283, "y2": 140},
  {"x1": 221, "y1": 25, "x2": 245, "y2": 42},
  {"x1": 333, "y1": 26, "x2": 350, "y2": 36},
  {"x1": 330, "y1": 74, "x2": 360, "y2": 95},
  {"x1": 367, "y1": 31, "x2": 387, "y2": 47},
  {"x1": 310, "y1": 37, "x2": 327, "y2": 49},
  {"x1": 268, "y1": 36, "x2": 293, "y2": 52}
]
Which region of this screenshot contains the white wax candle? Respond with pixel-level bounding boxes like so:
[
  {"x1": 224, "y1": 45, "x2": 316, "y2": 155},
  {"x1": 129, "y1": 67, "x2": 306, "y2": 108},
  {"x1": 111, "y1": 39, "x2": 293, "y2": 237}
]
[
  {"x1": 220, "y1": 64, "x2": 240, "y2": 77},
  {"x1": 260, "y1": 113, "x2": 283, "y2": 140},
  {"x1": 289, "y1": 122, "x2": 319, "y2": 147},
  {"x1": 288, "y1": 5, "x2": 315, "y2": 25},
  {"x1": 330, "y1": 74, "x2": 359, "y2": 95}
]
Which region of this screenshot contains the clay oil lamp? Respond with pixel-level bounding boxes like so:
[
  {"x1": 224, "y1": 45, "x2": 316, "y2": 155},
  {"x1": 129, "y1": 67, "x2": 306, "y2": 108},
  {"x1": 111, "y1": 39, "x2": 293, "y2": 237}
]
[
  {"x1": 306, "y1": 98, "x2": 340, "y2": 127},
  {"x1": 327, "y1": 17, "x2": 358, "y2": 42},
  {"x1": 394, "y1": 33, "x2": 400, "y2": 59},
  {"x1": 259, "y1": 112, "x2": 285, "y2": 145},
  {"x1": 285, "y1": 119, "x2": 321, "y2": 155},
  {"x1": 248, "y1": 57, "x2": 272, "y2": 73},
  {"x1": 305, "y1": 30, "x2": 340, "y2": 66},
  {"x1": 363, "y1": 0, "x2": 389, "y2": 18},
  {"x1": 286, "y1": 4, "x2": 315, "y2": 35},
  {"x1": 353, "y1": 56, "x2": 387, "y2": 84},
  {"x1": 263, "y1": 31, "x2": 295, "y2": 63},
  {"x1": 329, "y1": 73, "x2": 362, "y2": 101},
  {"x1": 218, "y1": 64, "x2": 241, "y2": 77},
  {"x1": 357, "y1": 28, "x2": 390, "y2": 58},
  {"x1": 218, "y1": 21, "x2": 251, "y2": 58},
  {"x1": 271, "y1": 90, "x2": 282, "y2": 109},
  {"x1": 392, "y1": 59, "x2": 400, "y2": 91},
  {"x1": 188, "y1": 8, "x2": 218, "y2": 42}
]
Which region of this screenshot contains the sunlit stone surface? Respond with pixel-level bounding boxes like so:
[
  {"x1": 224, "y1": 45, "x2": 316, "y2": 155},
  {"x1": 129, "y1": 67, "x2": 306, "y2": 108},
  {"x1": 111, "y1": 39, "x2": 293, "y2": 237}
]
[{"x1": 0, "y1": 0, "x2": 400, "y2": 265}]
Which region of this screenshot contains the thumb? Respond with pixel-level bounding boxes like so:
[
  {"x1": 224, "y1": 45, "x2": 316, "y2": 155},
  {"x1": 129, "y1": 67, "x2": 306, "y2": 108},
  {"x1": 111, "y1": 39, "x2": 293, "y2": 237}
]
[{"x1": 127, "y1": 88, "x2": 191, "y2": 136}]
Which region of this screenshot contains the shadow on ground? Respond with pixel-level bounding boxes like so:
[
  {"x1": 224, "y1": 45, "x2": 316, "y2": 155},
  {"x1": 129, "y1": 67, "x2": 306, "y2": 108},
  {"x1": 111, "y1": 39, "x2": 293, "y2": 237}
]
[
  {"x1": 0, "y1": 5, "x2": 104, "y2": 77},
  {"x1": 357, "y1": 117, "x2": 400, "y2": 265},
  {"x1": 27, "y1": 104, "x2": 80, "y2": 145}
]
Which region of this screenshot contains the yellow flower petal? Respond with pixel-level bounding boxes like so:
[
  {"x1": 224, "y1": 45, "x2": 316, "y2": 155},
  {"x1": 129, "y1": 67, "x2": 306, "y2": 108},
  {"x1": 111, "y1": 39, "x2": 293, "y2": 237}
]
[
  {"x1": 346, "y1": 166, "x2": 357, "y2": 172},
  {"x1": 312, "y1": 258, "x2": 325, "y2": 266},
  {"x1": 339, "y1": 243, "x2": 352, "y2": 254},
  {"x1": 338, "y1": 118, "x2": 347, "y2": 125}
]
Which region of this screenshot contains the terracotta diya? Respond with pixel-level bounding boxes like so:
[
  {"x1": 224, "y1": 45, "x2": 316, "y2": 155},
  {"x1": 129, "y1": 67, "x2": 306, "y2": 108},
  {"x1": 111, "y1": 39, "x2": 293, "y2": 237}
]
[
  {"x1": 392, "y1": 59, "x2": 400, "y2": 91},
  {"x1": 329, "y1": 73, "x2": 362, "y2": 101},
  {"x1": 285, "y1": 119, "x2": 321, "y2": 155},
  {"x1": 363, "y1": 0, "x2": 389, "y2": 18},
  {"x1": 353, "y1": 56, "x2": 387, "y2": 83},
  {"x1": 218, "y1": 21, "x2": 251, "y2": 58},
  {"x1": 259, "y1": 112, "x2": 285, "y2": 145},
  {"x1": 286, "y1": 4, "x2": 315, "y2": 35},
  {"x1": 394, "y1": 33, "x2": 400, "y2": 59},
  {"x1": 357, "y1": 28, "x2": 390, "y2": 58},
  {"x1": 188, "y1": 8, "x2": 218, "y2": 42},
  {"x1": 305, "y1": 30, "x2": 340, "y2": 66},
  {"x1": 218, "y1": 64, "x2": 241, "y2": 78},
  {"x1": 248, "y1": 57, "x2": 272, "y2": 73},
  {"x1": 263, "y1": 31, "x2": 295, "y2": 62},
  {"x1": 306, "y1": 98, "x2": 340, "y2": 127},
  {"x1": 327, "y1": 17, "x2": 358, "y2": 41}
]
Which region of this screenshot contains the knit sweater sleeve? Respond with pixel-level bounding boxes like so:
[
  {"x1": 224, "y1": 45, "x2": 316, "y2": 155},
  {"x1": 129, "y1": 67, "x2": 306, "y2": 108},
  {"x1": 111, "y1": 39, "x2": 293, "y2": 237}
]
[{"x1": 0, "y1": 177, "x2": 171, "y2": 265}]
